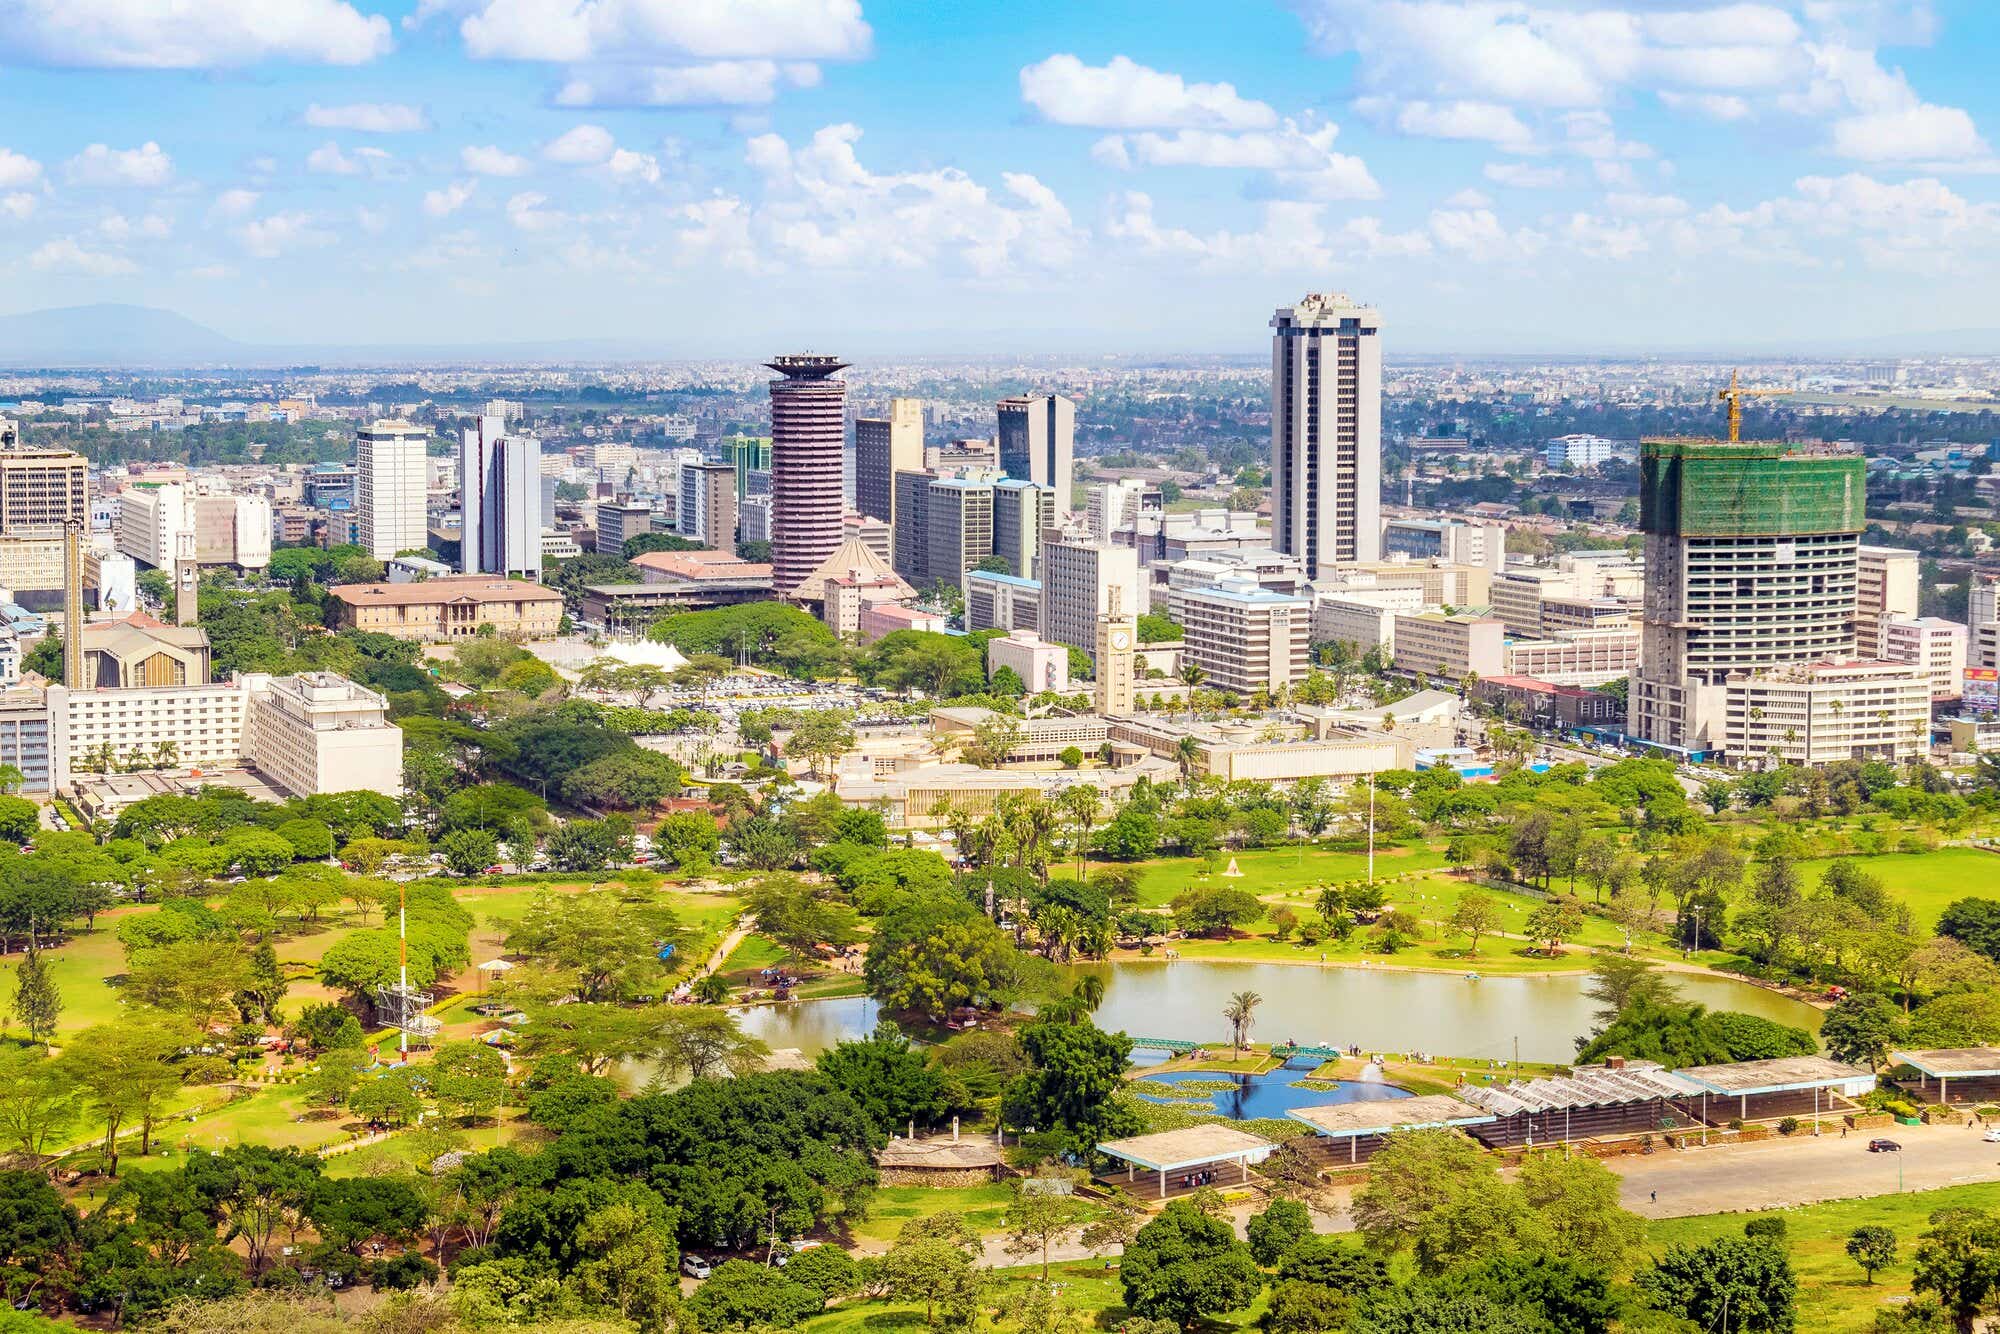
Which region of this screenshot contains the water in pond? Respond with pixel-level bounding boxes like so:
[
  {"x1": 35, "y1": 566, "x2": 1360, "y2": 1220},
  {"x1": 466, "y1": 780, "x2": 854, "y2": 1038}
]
[
  {"x1": 725, "y1": 962, "x2": 1822, "y2": 1065},
  {"x1": 1132, "y1": 1059, "x2": 1412, "y2": 1120}
]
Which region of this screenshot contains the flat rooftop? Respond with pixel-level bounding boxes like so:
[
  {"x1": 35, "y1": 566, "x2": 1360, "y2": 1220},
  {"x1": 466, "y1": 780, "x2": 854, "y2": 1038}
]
[
  {"x1": 1675, "y1": 1056, "x2": 1872, "y2": 1094},
  {"x1": 1892, "y1": 1048, "x2": 2000, "y2": 1078},
  {"x1": 1095, "y1": 1125, "x2": 1274, "y2": 1171},
  {"x1": 1287, "y1": 1094, "x2": 1494, "y2": 1139}
]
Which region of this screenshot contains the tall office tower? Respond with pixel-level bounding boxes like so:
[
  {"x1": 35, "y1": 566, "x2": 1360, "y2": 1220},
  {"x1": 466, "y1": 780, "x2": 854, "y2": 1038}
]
[
  {"x1": 1270, "y1": 292, "x2": 1383, "y2": 576},
  {"x1": 854, "y1": 397, "x2": 924, "y2": 526},
  {"x1": 678, "y1": 460, "x2": 739, "y2": 549},
  {"x1": 1973, "y1": 570, "x2": 2000, "y2": 629},
  {"x1": 728, "y1": 436, "x2": 772, "y2": 501},
  {"x1": 994, "y1": 479, "x2": 1055, "y2": 579},
  {"x1": 1041, "y1": 532, "x2": 1141, "y2": 665},
  {"x1": 925, "y1": 479, "x2": 994, "y2": 590},
  {"x1": 768, "y1": 355, "x2": 848, "y2": 597},
  {"x1": 458, "y1": 415, "x2": 543, "y2": 579},
  {"x1": 996, "y1": 394, "x2": 1075, "y2": 510},
  {"x1": 892, "y1": 470, "x2": 933, "y2": 586},
  {"x1": 1857, "y1": 544, "x2": 1922, "y2": 656},
  {"x1": 1630, "y1": 439, "x2": 1864, "y2": 754},
  {"x1": 1085, "y1": 479, "x2": 1146, "y2": 542},
  {"x1": 0, "y1": 426, "x2": 90, "y2": 603},
  {"x1": 116, "y1": 483, "x2": 191, "y2": 569},
  {"x1": 1094, "y1": 585, "x2": 1137, "y2": 717},
  {"x1": 355, "y1": 420, "x2": 430, "y2": 561}
]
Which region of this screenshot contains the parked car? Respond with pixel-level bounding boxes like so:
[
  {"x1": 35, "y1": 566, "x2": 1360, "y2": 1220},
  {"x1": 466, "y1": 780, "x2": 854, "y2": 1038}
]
[
  {"x1": 681, "y1": 1256, "x2": 712, "y2": 1280},
  {"x1": 1982, "y1": 1128, "x2": 2000, "y2": 1144},
  {"x1": 1867, "y1": 1138, "x2": 1902, "y2": 1153}
]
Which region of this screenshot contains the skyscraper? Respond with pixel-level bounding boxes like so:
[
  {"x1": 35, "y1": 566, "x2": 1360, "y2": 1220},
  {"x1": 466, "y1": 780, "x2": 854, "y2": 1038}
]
[
  {"x1": 997, "y1": 394, "x2": 1074, "y2": 510},
  {"x1": 993, "y1": 479, "x2": 1054, "y2": 579},
  {"x1": 678, "y1": 460, "x2": 739, "y2": 550},
  {"x1": 355, "y1": 420, "x2": 430, "y2": 561},
  {"x1": 768, "y1": 355, "x2": 848, "y2": 597},
  {"x1": 1270, "y1": 293, "x2": 1382, "y2": 577},
  {"x1": 924, "y1": 478, "x2": 994, "y2": 590},
  {"x1": 1040, "y1": 532, "x2": 1140, "y2": 665},
  {"x1": 458, "y1": 415, "x2": 543, "y2": 579},
  {"x1": 854, "y1": 397, "x2": 923, "y2": 526}
]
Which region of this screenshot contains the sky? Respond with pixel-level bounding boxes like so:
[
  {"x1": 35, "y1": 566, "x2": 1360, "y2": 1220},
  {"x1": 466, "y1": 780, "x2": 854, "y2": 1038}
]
[{"x1": 0, "y1": 0, "x2": 1997, "y2": 356}]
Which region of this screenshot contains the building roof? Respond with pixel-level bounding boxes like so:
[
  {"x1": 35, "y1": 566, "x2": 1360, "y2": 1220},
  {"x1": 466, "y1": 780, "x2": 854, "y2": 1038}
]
[
  {"x1": 1674, "y1": 1056, "x2": 1872, "y2": 1095},
  {"x1": 1457, "y1": 1063, "x2": 1709, "y2": 1116},
  {"x1": 787, "y1": 532, "x2": 913, "y2": 604},
  {"x1": 875, "y1": 1137, "x2": 1006, "y2": 1170},
  {"x1": 1095, "y1": 1125, "x2": 1275, "y2": 1171},
  {"x1": 1287, "y1": 1094, "x2": 1494, "y2": 1138},
  {"x1": 1892, "y1": 1048, "x2": 2000, "y2": 1078},
  {"x1": 330, "y1": 576, "x2": 563, "y2": 608},
  {"x1": 631, "y1": 549, "x2": 773, "y2": 581},
  {"x1": 83, "y1": 612, "x2": 209, "y2": 659},
  {"x1": 967, "y1": 570, "x2": 1041, "y2": 589}
]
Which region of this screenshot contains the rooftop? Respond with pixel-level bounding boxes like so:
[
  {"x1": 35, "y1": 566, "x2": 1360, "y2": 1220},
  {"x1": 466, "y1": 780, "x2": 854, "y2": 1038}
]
[
  {"x1": 330, "y1": 577, "x2": 564, "y2": 608},
  {"x1": 1095, "y1": 1125, "x2": 1275, "y2": 1171},
  {"x1": 1287, "y1": 1094, "x2": 1494, "y2": 1138},
  {"x1": 1674, "y1": 1056, "x2": 1872, "y2": 1094},
  {"x1": 1892, "y1": 1048, "x2": 2000, "y2": 1078},
  {"x1": 631, "y1": 550, "x2": 774, "y2": 582}
]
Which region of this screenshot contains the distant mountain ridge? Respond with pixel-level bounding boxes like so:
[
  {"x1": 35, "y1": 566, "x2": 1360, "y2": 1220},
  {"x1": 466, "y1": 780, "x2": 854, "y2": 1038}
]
[{"x1": 0, "y1": 304, "x2": 246, "y2": 366}]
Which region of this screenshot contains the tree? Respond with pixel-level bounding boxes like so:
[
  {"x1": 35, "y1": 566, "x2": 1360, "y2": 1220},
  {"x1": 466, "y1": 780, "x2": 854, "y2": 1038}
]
[
  {"x1": 0, "y1": 1048, "x2": 76, "y2": 1161},
  {"x1": 570, "y1": 1197, "x2": 685, "y2": 1332},
  {"x1": 1523, "y1": 900, "x2": 1583, "y2": 955},
  {"x1": 1820, "y1": 992, "x2": 1907, "y2": 1068},
  {"x1": 815, "y1": 1022, "x2": 949, "y2": 1135},
  {"x1": 1002, "y1": 1178, "x2": 1097, "y2": 1280},
  {"x1": 882, "y1": 1212, "x2": 986, "y2": 1328},
  {"x1": 9, "y1": 942, "x2": 61, "y2": 1044},
  {"x1": 60, "y1": 1020, "x2": 188, "y2": 1174},
  {"x1": 308, "y1": 1173, "x2": 424, "y2": 1257},
  {"x1": 1514, "y1": 1150, "x2": 1643, "y2": 1271},
  {"x1": 1848, "y1": 1225, "x2": 1897, "y2": 1285},
  {"x1": 1638, "y1": 1235, "x2": 1797, "y2": 1334},
  {"x1": 652, "y1": 1006, "x2": 769, "y2": 1081},
  {"x1": 508, "y1": 888, "x2": 680, "y2": 1003},
  {"x1": 1938, "y1": 898, "x2": 2000, "y2": 964},
  {"x1": 1005, "y1": 1018, "x2": 1142, "y2": 1156},
  {"x1": 864, "y1": 891, "x2": 1020, "y2": 1021},
  {"x1": 1246, "y1": 1197, "x2": 1314, "y2": 1267},
  {"x1": 1447, "y1": 892, "x2": 1502, "y2": 957},
  {"x1": 1352, "y1": 1128, "x2": 1544, "y2": 1275},
  {"x1": 1913, "y1": 1207, "x2": 2000, "y2": 1334},
  {"x1": 440, "y1": 828, "x2": 499, "y2": 876},
  {"x1": 1222, "y1": 989, "x2": 1262, "y2": 1059},
  {"x1": 1119, "y1": 1198, "x2": 1263, "y2": 1328},
  {"x1": 689, "y1": 1259, "x2": 823, "y2": 1330},
  {"x1": 1170, "y1": 885, "x2": 1263, "y2": 937},
  {"x1": 214, "y1": 1144, "x2": 324, "y2": 1275},
  {"x1": 274, "y1": 818, "x2": 336, "y2": 862}
]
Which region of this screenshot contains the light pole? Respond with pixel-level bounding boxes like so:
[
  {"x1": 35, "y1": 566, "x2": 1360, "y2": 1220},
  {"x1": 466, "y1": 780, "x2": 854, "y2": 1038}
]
[{"x1": 1367, "y1": 773, "x2": 1376, "y2": 886}]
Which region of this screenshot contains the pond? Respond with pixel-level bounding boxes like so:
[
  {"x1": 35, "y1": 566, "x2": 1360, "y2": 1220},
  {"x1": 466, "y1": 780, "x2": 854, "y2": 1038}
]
[
  {"x1": 1131, "y1": 1059, "x2": 1412, "y2": 1120},
  {"x1": 726, "y1": 960, "x2": 1823, "y2": 1064}
]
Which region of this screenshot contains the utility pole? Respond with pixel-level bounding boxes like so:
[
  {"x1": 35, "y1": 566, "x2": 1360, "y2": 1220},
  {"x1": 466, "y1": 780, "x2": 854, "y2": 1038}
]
[
  {"x1": 398, "y1": 883, "x2": 408, "y2": 1058},
  {"x1": 1367, "y1": 773, "x2": 1376, "y2": 885}
]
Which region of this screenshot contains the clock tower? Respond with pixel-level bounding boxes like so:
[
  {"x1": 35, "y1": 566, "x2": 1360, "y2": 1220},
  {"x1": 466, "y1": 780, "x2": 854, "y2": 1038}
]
[{"x1": 1094, "y1": 586, "x2": 1137, "y2": 717}]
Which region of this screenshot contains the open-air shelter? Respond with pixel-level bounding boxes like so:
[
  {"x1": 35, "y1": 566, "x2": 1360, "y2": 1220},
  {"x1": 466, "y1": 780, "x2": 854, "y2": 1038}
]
[
  {"x1": 1287, "y1": 1094, "x2": 1496, "y2": 1164},
  {"x1": 1675, "y1": 1056, "x2": 1875, "y2": 1123},
  {"x1": 1095, "y1": 1125, "x2": 1275, "y2": 1198},
  {"x1": 1891, "y1": 1048, "x2": 2000, "y2": 1105},
  {"x1": 1457, "y1": 1061, "x2": 1710, "y2": 1147}
]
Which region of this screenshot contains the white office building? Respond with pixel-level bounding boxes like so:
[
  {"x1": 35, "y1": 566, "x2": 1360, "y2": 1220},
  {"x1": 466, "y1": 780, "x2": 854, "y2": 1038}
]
[
  {"x1": 1544, "y1": 434, "x2": 1622, "y2": 469},
  {"x1": 1271, "y1": 292, "x2": 1382, "y2": 576},
  {"x1": 356, "y1": 421, "x2": 430, "y2": 561},
  {"x1": 1039, "y1": 534, "x2": 1140, "y2": 666},
  {"x1": 459, "y1": 415, "x2": 542, "y2": 579}
]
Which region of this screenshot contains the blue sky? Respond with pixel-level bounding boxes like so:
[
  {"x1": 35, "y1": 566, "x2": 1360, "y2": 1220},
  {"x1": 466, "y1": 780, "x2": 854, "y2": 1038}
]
[{"x1": 0, "y1": 0, "x2": 1995, "y2": 354}]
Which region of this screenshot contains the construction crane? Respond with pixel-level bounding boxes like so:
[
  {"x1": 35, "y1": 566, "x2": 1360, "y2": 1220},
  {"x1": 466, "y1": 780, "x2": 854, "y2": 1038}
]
[{"x1": 1717, "y1": 368, "x2": 1792, "y2": 443}]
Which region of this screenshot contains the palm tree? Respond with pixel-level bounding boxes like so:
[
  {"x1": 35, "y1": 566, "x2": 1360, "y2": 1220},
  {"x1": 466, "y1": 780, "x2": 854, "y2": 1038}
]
[
  {"x1": 1174, "y1": 735, "x2": 1202, "y2": 779},
  {"x1": 1056, "y1": 784, "x2": 1103, "y2": 880},
  {"x1": 153, "y1": 739, "x2": 178, "y2": 770},
  {"x1": 1222, "y1": 990, "x2": 1262, "y2": 1060},
  {"x1": 1072, "y1": 972, "x2": 1106, "y2": 1013},
  {"x1": 1179, "y1": 661, "x2": 1208, "y2": 689}
]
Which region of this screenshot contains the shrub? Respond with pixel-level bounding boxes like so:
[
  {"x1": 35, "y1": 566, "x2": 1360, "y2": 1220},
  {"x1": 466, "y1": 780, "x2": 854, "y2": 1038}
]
[{"x1": 1777, "y1": 1117, "x2": 1800, "y2": 1136}]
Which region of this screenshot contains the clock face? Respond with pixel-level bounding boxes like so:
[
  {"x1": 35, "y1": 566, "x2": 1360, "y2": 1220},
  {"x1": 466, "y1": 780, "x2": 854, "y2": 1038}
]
[{"x1": 1111, "y1": 629, "x2": 1131, "y2": 651}]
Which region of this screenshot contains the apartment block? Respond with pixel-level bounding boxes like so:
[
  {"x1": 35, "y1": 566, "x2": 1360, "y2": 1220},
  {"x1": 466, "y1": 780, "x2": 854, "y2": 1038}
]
[{"x1": 595, "y1": 500, "x2": 654, "y2": 557}]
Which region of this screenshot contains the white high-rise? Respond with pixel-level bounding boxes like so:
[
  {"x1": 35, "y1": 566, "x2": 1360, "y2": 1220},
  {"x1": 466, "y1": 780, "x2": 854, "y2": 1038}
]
[
  {"x1": 356, "y1": 421, "x2": 430, "y2": 561},
  {"x1": 1270, "y1": 293, "x2": 1382, "y2": 577},
  {"x1": 1040, "y1": 530, "x2": 1140, "y2": 666},
  {"x1": 458, "y1": 415, "x2": 542, "y2": 579}
]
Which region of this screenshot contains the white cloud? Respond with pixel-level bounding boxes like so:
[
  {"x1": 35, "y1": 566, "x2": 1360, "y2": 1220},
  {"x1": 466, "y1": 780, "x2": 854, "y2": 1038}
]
[
  {"x1": 356, "y1": 205, "x2": 391, "y2": 235},
  {"x1": 98, "y1": 212, "x2": 172, "y2": 241},
  {"x1": 0, "y1": 193, "x2": 36, "y2": 222},
  {"x1": 461, "y1": 145, "x2": 533, "y2": 176},
  {"x1": 1559, "y1": 211, "x2": 1648, "y2": 259},
  {"x1": 1427, "y1": 206, "x2": 1546, "y2": 261},
  {"x1": 1355, "y1": 96, "x2": 1534, "y2": 150},
  {"x1": 1019, "y1": 54, "x2": 1276, "y2": 130},
  {"x1": 303, "y1": 101, "x2": 428, "y2": 132},
  {"x1": 1483, "y1": 161, "x2": 1568, "y2": 189},
  {"x1": 458, "y1": 0, "x2": 870, "y2": 63},
  {"x1": 0, "y1": 0, "x2": 390, "y2": 68},
  {"x1": 0, "y1": 148, "x2": 42, "y2": 189},
  {"x1": 506, "y1": 191, "x2": 568, "y2": 232},
  {"x1": 423, "y1": 179, "x2": 477, "y2": 217},
  {"x1": 606, "y1": 148, "x2": 661, "y2": 185},
  {"x1": 1094, "y1": 120, "x2": 1381, "y2": 200},
  {"x1": 543, "y1": 124, "x2": 617, "y2": 165},
  {"x1": 307, "y1": 141, "x2": 361, "y2": 175},
  {"x1": 236, "y1": 211, "x2": 334, "y2": 259},
  {"x1": 555, "y1": 59, "x2": 814, "y2": 107},
  {"x1": 1831, "y1": 103, "x2": 1985, "y2": 163},
  {"x1": 1103, "y1": 190, "x2": 1428, "y2": 271},
  {"x1": 65, "y1": 142, "x2": 173, "y2": 188},
  {"x1": 209, "y1": 188, "x2": 261, "y2": 220},
  {"x1": 1658, "y1": 90, "x2": 1751, "y2": 121},
  {"x1": 28, "y1": 237, "x2": 137, "y2": 277},
  {"x1": 1604, "y1": 191, "x2": 1689, "y2": 217},
  {"x1": 1444, "y1": 187, "x2": 1491, "y2": 208}
]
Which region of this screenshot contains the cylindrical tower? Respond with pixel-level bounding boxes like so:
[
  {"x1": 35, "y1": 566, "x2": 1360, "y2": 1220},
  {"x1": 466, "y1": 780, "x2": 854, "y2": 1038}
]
[{"x1": 767, "y1": 354, "x2": 849, "y2": 597}]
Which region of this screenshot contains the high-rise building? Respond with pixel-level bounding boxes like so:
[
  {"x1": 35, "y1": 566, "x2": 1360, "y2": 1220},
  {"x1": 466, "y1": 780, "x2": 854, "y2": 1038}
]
[
  {"x1": 1270, "y1": 292, "x2": 1382, "y2": 576},
  {"x1": 1382, "y1": 517, "x2": 1506, "y2": 572},
  {"x1": 0, "y1": 426, "x2": 89, "y2": 603},
  {"x1": 854, "y1": 398, "x2": 923, "y2": 527},
  {"x1": 355, "y1": 420, "x2": 430, "y2": 561},
  {"x1": 1085, "y1": 479, "x2": 1147, "y2": 543},
  {"x1": 595, "y1": 500, "x2": 654, "y2": 557},
  {"x1": 116, "y1": 484, "x2": 190, "y2": 570},
  {"x1": 993, "y1": 479, "x2": 1055, "y2": 579},
  {"x1": 996, "y1": 394, "x2": 1074, "y2": 509},
  {"x1": 1858, "y1": 544, "x2": 1923, "y2": 656},
  {"x1": 677, "y1": 461, "x2": 739, "y2": 550},
  {"x1": 1175, "y1": 578, "x2": 1313, "y2": 695},
  {"x1": 459, "y1": 415, "x2": 543, "y2": 579},
  {"x1": 728, "y1": 437, "x2": 773, "y2": 502},
  {"x1": 892, "y1": 470, "x2": 933, "y2": 586},
  {"x1": 925, "y1": 478, "x2": 994, "y2": 590},
  {"x1": 1041, "y1": 532, "x2": 1140, "y2": 665},
  {"x1": 1630, "y1": 439, "x2": 1867, "y2": 755},
  {"x1": 768, "y1": 355, "x2": 849, "y2": 597}
]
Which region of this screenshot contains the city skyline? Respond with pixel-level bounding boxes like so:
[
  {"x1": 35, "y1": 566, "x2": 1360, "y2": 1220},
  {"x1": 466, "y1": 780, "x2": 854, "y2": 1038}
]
[{"x1": 0, "y1": 1, "x2": 1997, "y2": 355}]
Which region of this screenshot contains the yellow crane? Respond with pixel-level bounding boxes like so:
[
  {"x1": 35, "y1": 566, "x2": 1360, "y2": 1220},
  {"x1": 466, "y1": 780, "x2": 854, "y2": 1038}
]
[{"x1": 1717, "y1": 368, "x2": 1792, "y2": 443}]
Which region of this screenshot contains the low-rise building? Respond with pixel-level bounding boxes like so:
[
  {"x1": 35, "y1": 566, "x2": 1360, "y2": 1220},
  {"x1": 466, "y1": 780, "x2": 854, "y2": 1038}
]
[
  {"x1": 986, "y1": 630, "x2": 1070, "y2": 695},
  {"x1": 330, "y1": 576, "x2": 564, "y2": 641},
  {"x1": 965, "y1": 570, "x2": 1042, "y2": 633},
  {"x1": 242, "y1": 671, "x2": 404, "y2": 799},
  {"x1": 1381, "y1": 518, "x2": 1506, "y2": 571},
  {"x1": 1103, "y1": 714, "x2": 1410, "y2": 784},
  {"x1": 932, "y1": 706, "x2": 1109, "y2": 764},
  {"x1": 1474, "y1": 675, "x2": 1627, "y2": 731},
  {"x1": 1312, "y1": 596, "x2": 1399, "y2": 658},
  {"x1": 1391, "y1": 611, "x2": 1506, "y2": 679},
  {"x1": 1721, "y1": 660, "x2": 1932, "y2": 766},
  {"x1": 1502, "y1": 628, "x2": 1641, "y2": 687},
  {"x1": 824, "y1": 573, "x2": 909, "y2": 638},
  {"x1": 859, "y1": 603, "x2": 948, "y2": 643}
]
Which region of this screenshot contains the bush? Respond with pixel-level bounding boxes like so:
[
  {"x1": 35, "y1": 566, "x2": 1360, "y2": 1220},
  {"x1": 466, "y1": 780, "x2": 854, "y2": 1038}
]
[
  {"x1": 1777, "y1": 1117, "x2": 1800, "y2": 1136},
  {"x1": 1744, "y1": 1217, "x2": 1788, "y2": 1246}
]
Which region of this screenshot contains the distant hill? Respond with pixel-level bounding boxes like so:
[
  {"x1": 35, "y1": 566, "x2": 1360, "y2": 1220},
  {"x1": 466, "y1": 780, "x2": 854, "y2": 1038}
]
[{"x1": 0, "y1": 304, "x2": 248, "y2": 366}]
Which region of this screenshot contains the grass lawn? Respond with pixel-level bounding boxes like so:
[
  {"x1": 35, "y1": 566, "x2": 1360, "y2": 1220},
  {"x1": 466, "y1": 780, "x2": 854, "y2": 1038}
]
[
  {"x1": 1130, "y1": 844, "x2": 1451, "y2": 906},
  {"x1": 846, "y1": 1184, "x2": 1016, "y2": 1246},
  {"x1": 1646, "y1": 1181, "x2": 2000, "y2": 1334},
  {"x1": 1795, "y1": 846, "x2": 1999, "y2": 930},
  {"x1": 801, "y1": 1259, "x2": 1264, "y2": 1333}
]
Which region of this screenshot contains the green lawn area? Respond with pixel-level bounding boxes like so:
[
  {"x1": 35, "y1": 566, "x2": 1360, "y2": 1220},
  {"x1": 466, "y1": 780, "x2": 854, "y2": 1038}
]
[
  {"x1": 845, "y1": 1184, "x2": 1015, "y2": 1245},
  {"x1": 802, "y1": 1258, "x2": 1264, "y2": 1333},
  {"x1": 1646, "y1": 1181, "x2": 2000, "y2": 1334},
  {"x1": 1795, "y1": 846, "x2": 1999, "y2": 930},
  {"x1": 1129, "y1": 844, "x2": 1451, "y2": 906}
]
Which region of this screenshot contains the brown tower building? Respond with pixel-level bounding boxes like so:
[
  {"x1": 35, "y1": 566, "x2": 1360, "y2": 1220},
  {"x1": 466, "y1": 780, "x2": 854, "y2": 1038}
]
[{"x1": 768, "y1": 355, "x2": 848, "y2": 597}]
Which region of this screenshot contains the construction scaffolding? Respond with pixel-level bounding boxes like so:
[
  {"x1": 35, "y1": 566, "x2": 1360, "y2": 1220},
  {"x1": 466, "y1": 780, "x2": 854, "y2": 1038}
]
[
  {"x1": 1640, "y1": 438, "x2": 1864, "y2": 539},
  {"x1": 374, "y1": 883, "x2": 441, "y2": 1052}
]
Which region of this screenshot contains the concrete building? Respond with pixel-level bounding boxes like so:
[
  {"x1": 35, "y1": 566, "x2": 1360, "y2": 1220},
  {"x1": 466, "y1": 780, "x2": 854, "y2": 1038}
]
[
  {"x1": 1631, "y1": 439, "x2": 1866, "y2": 755},
  {"x1": 823, "y1": 572, "x2": 910, "y2": 638},
  {"x1": 1381, "y1": 518, "x2": 1506, "y2": 571},
  {"x1": 242, "y1": 672, "x2": 404, "y2": 799},
  {"x1": 1723, "y1": 661, "x2": 1931, "y2": 766},
  {"x1": 728, "y1": 436, "x2": 772, "y2": 501},
  {"x1": 965, "y1": 570, "x2": 1042, "y2": 633},
  {"x1": 1879, "y1": 614, "x2": 1968, "y2": 700},
  {"x1": 80, "y1": 612, "x2": 210, "y2": 687},
  {"x1": 595, "y1": 500, "x2": 653, "y2": 557},
  {"x1": 1502, "y1": 629, "x2": 1641, "y2": 687},
  {"x1": 1041, "y1": 533, "x2": 1141, "y2": 664},
  {"x1": 1544, "y1": 434, "x2": 1622, "y2": 469},
  {"x1": 986, "y1": 629, "x2": 1070, "y2": 696},
  {"x1": 0, "y1": 687, "x2": 51, "y2": 791},
  {"x1": 1086, "y1": 479, "x2": 1150, "y2": 543},
  {"x1": 1105, "y1": 714, "x2": 1405, "y2": 785},
  {"x1": 330, "y1": 576, "x2": 564, "y2": 641},
  {"x1": 354, "y1": 421, "x2": 430, "y2": 560},
  {"x1": 925, "y1": 478, "x2": 995, "y2": 591},
  {"x1": 1540, "y1": 595, "x2": 1634, "y2": 635},
  {"x1": 1271, "y1": 292, "x2": 1382, "y2": 576},
  {"x1": 52, "y1": 680, "x2": 251, "y2": 781},
  {"x1": 116, "y1": 483, "x2": 189, "y2": 570},
  {"x1": 1859, "y1": 545, "x2": 1923, "y2": 657},
  {"x1": 996, "y1": 393, "x2": 1074, "y2": 509},
  {"x1": 993, "y1": 480, "x2": 1055, "y2": 579},
  {"x1": 91, "y1": 552, "x2": 136, "y2": 614},
  {"x1": 1313, "y1": 596, "x2": 1401, "y2": 657},
  {"x1": 192, "y1": 493, "x2": 272, "y2": 570},
  {"x1": 1095, "y1": 591, "x2": 1138, "y2": 716},
  {"x1": 858, "y1": 602, "x2": 948, "y2": 643},
  {"x1": 854, "y1": 398, "x2": 923, "y2": 528},
  {"x1": 1316, "y1": 560, "x2": 1491, "y2": 610},
  {"x1": 1476, "y1": 676, "x2": 1629, "y2": 731},
  {"x1": 459, "y1": 415, "x2": 543, "y2": 578},
  {"x1": 768, "y1": 354, "x2": 849, "y2": 596},
  {"x1": 0, "y1": 431, "x2": 88, "y2": 603},
  {"x1": 677, "y1": 460, "x2": 738, "y2": 551},
  {"x1": 845, "y1": 514, "x2": 893, "y2": 566},
  {"x1": 1392, "y1": 611, "x2": 1507, "y2": 679},
  {"x1": 1174, "y1": 578, "x2": 1312, "y2": 695},
  {"x1": 892, "y1": 469, "x2": 932, "y2": 585},
  {"x1": 739, "y1": 494, "x2": 773, "y2": 545}
]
